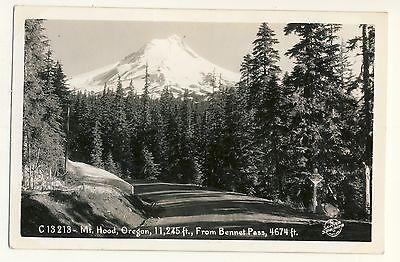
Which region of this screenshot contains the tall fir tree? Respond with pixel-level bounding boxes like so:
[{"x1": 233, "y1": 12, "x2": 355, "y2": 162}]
[
  {"x1": 176, "y1": 89, "x2": 201, "y2": 183},
  {"x1": 283, "y1": 23, "x2": 363, "y2": 213},
  {"x1": 104, "y1": 151, "x2": 121, "y2": 176},
  {"x1": 348, "y1": 25, "x2": 375, "y2": 168},
  {"x1": 111, "y1": 76, "x2": 129, "y2": 173},
  {"x1": 343, "y1": 24, "x2": 375, "y2": 218},
  {"x1": 141, "y1": 146, "x2": 160, "y2": 181},
  {"x1": 90, "y1": 120, "x2": 104, "y2": 168},
  {"x1": 52, "y1": 61, "x2": 71, "y2": 111},
  {"x1": 219, "y1": 86, "x2": 247, "y2": 192},
  {"x1": 202, "y1": 77, "x2": 225, "y2": 189},
  {"x1": 23, "y1": 19, "x2": 65, "y2": 190},
  {"x1": 139, "y1": 64, "x2": 152, "y2": 145},
  {"x1": 238, "y1": 23, "x2": 290, "y2": 199}
]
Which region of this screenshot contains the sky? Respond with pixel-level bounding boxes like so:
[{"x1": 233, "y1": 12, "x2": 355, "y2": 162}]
[{"x1": 43, "y1": 20, "x2": 362, "y2": 77}]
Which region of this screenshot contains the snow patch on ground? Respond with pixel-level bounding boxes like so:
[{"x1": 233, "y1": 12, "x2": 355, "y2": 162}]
[{"x1": 66, "y1": 159, "x2": 132, "y2": 194}]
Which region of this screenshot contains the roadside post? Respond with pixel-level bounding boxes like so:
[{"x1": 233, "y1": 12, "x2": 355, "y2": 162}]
[
  {"x1": 364, "y1": 162, "x2": 371, "y2": 216},
  {"x1": 309, "y1": 168, "x2": 323, "y2": 213}
]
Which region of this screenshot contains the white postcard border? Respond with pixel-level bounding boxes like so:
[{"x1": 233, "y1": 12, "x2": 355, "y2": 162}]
[{"x1": 9, "y1": 5, "x2": 387, "y2": 253}]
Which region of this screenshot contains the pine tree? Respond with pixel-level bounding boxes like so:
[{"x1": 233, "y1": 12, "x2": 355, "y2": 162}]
[
  {"x1": 115, "y1": 75, "x2": 124, "y2": 98},
  {"x1": 111, "y1": 76, "x2": 129, "y2": 173},
  {"x1": 127, "y1": 79, "x2": 135, "y2": 94},
  {"x1": 90, "y1": 120, "x2": 103, "y2": 168},
  {"x1": 139, "y1": 64, "x2": 152, "y2": 144},
  {"x1": 237, "y1": 23, "x2": 290, "y2": 199},
  {"x1": 23, "y1": 19, "x2": 65, "y2": 190},
  {"x1": 158, "y1": 87, "x2": 181, "y2": 182},
  {"x1": 203, "y1": 77, "x2": 225, "y2": 189},
  {"x1": 98, "y1": 84, "x2": 114, "y2": 162},
  {"x1": 69, "y1": 91, "x2": 90, "y2": 162},
  {"x1": 343, "y1": 24, "x2": 375, "y2": 218},
  {"x1": 238, "y1": 54, "x2": 253, "y2": 108},
  {"x1": 190, "y1": 100, "x2": 206, "y2": 186},
  {"x1": 348, "y1": 25, "x2": 375, "y2": 168},
  {"x1": 124, "y1": 83, "x2": 141, "y2": 177},
  {"x1": 176, "y1": 89, "x2": 199, "y2": 183},
  {"x1": 52, "y1": 61, "x2": 71, "y2": 110},
  {"x1": 283, "y1": 23, "x2": 362, "y2": 211},
  {"x1": 219, "y1": 86, "x2": 248, "y2": 192},
  {"x1": 158, "y1": 87, "x2": 172, "y2": 180},
  {"x1": 142, "y1": 146, "x2": 160, "y2": 181},
  {"x1": 104, "y1": 151, "x2": 121, "y2": 176}
]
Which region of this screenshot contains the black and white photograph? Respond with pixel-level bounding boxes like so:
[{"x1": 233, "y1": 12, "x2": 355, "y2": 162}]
[{"x1": 9, "y1": 6, "x2": 387, "y2": 252}]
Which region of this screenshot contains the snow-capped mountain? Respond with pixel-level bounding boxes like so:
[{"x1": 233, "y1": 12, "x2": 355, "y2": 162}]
[{"x1": 69, "y1": 35, "x2": 240, "y2": 97}]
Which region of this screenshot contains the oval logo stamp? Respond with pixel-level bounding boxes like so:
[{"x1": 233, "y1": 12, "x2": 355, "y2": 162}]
[{"x1": 322, "y1": 219, "x2": 344, "y2": 237}]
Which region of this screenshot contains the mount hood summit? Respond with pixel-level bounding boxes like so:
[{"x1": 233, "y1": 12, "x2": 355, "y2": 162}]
[{"x1": 69, "y1": 35, "x2": 240, "y2": 96}]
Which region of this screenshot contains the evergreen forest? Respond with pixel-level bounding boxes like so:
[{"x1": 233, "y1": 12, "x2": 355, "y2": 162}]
[{"x1": 22, "y1": 20, "x2": 375, "y2": 219}]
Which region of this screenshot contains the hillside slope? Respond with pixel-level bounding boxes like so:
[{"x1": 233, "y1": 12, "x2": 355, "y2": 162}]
[{"x1": 21, "y1": 160, "x2": 144, "y2": 237}]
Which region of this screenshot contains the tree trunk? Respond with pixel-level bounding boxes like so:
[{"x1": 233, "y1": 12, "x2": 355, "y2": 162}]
[{"x1": 362, "y1": 24, "x2": 372, "y2": 166}]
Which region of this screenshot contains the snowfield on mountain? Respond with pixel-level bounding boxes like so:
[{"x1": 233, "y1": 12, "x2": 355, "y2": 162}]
[{"x1": 69, "y1": 35, "x2": 240, "y2": 97}]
